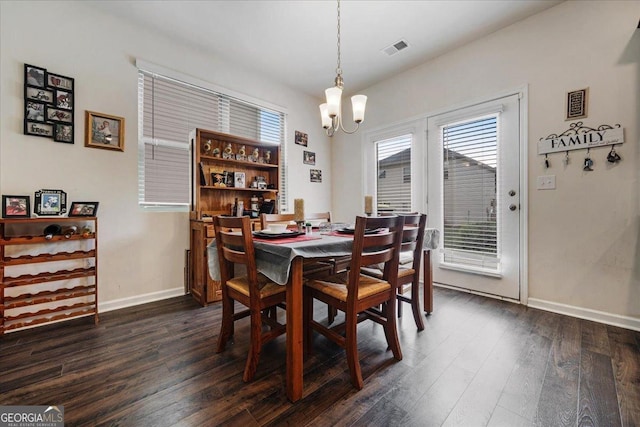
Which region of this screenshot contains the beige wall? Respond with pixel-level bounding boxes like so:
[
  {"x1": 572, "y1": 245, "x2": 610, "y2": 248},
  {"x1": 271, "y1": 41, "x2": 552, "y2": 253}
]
[
  {"x1": 0, "y1": 1, "x2": 331, "y2": 309},
  {"x1": 333, "y1": 1, "x2": 640, "y2": 322}
]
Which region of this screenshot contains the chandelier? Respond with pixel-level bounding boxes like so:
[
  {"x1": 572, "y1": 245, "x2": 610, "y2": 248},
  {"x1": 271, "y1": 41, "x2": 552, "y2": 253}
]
[{"x1": 319, "y1": 0, "x2": 367, "y2": 137}]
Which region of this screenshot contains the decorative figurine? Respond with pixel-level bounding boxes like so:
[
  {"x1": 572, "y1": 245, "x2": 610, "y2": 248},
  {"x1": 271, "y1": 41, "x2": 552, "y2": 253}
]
[
  {"x1": 264, "y1": 150, "x2": 271, "y2": 164},
  {"x1": 250, "y1": 147, "x2": 260, "y2": 162},
  {"x1": 212, "y1": 147, "x2": 221, "y2": 157},
  {"x1": 222, "y1": 143, "x2": 234, "y2": 159},
  {"x1": 202, "y1": 139, "x2": 212, "y2": 154},
  {"x1": 236, "y1": 145, "x2": 247, "y2": 161}
]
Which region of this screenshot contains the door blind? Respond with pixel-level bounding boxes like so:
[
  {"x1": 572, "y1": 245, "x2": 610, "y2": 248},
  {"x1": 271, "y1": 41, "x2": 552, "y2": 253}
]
[
  {"x1": 376, "y1": 134, "x2": 412, "y2": 213},
  {"x1": 442, "y1": 115, "x2": 499, "y2": 270},
  {"x1": 138, "y1": 70, "x2": 287, "y2": 209}
]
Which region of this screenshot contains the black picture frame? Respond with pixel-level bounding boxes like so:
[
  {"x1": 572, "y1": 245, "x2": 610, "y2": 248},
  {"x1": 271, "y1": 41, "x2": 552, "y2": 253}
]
[
  {"x1": 54, "y1": 89, "x2": 73, "y2": 110},
  {"x1": 295, "y1": 130, "x2": 308, "y2": 147},
  {"x1": 310, "y1": 169, "x2": 322, "y2": 183},
  {"x1": 25, "y1": 64, "x2": 46, "y2": 88},
  {"x1": 24, "y1": 121, "x2": 53, "y2": 138},
  {"x1": 47, "y1": 72, "x2": 74, "y2": 91},
  {"x1": 54, "y1": 124, "x2": 74, "y2": 144},
  {"x1": 25, "y1": 86, "x2": 54, "y2": 103},
  {"x1": 46, "y1": 106, "x2": 73, "y2": 123},
  {"x1": 34, "y1": 189, "x2": 67, "y2": 216},
  {"x1": 26, "y1": 101, "x2": 46, "y2": 122},
  {"x1": 69, "y1": 202, "x2": 99, "y2": 217},
  {"x1": 1, "y1": 195, "x2": 30, "y2": 218},
  {"x1": 303, "y1": 151, "x2": 316, "y2": 165}
]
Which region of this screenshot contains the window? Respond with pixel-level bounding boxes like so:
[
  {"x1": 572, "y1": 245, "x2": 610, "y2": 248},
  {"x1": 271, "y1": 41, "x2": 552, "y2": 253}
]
[
  {"x1": 375, "y1": 134, "x2": 412, "y2": 213},
  {"x1": 138, "y1": 69, "x2": 287, "y2": 210}
]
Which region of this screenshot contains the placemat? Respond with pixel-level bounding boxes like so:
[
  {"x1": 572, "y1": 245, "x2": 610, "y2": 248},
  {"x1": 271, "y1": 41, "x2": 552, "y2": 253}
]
[{"x1": 253, "y1": 234, "x2": 323, "y2": 244}]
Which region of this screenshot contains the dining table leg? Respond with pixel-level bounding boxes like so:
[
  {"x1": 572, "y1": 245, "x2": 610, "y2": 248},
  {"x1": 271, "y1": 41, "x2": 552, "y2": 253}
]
[
  {"x1": 423, "y1": 249, "x2": 433, "y2": 314},
  {"x1": 286, "y1": 256, "x2": 304, "y2": 402}
]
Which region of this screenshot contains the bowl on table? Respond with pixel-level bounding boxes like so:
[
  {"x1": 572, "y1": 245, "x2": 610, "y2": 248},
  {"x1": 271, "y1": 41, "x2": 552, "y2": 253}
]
[{"x1": 264, "y1": 223, "x2": 289, "y2": 234}]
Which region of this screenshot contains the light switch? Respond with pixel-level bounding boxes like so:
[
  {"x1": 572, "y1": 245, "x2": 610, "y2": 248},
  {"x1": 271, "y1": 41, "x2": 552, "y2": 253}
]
[{"x1": 537, "y1": 175, "x2": 556, "y2": 190}]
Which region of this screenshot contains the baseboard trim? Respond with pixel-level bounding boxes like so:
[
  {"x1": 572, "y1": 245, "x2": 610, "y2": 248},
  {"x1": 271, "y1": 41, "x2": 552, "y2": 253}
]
[
  {"x1": 527, "y1": 298, "x2": 640, "y2": 332},
  {"x1": 99, "y1": 287, "x2": 186, "y2": 313}
]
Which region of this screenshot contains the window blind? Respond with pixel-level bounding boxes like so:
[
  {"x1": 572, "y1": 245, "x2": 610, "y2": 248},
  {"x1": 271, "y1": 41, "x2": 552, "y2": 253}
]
[
  {"x1": 138, "y1": 70, "x2": 287, "y2": 209},
  {"x1": 375, "y1": 134, "x2": 412, "y2": 213},
  {"x1": 442, "y1": 115, "x2": 498, "y2": 270}
]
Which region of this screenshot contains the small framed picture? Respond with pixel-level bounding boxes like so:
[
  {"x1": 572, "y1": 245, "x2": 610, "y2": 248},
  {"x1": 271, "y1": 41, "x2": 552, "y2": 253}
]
[
  {"x1": 69, "y1": 202, "x2": 99, "y2": 217},
  {"x1": 234, "y1": 171, "x2": 246, "y2": 188},
  {"x1": 54, "y1": 124, "x2": 74, "y2": 144},
  {"x1": 295, "y1": 130, "x2": 308, "y2": 147},
  {"x1": 303, "y1": 151, "x2": 316, "y2": 165},
  {"x1": 24, "y1": 121, "x2": 53, "y2": 138},
  {"x1": 310, "y1": 169, "x2": 322, "y2": 183},
  {"x1": 25, "y1": 64, "x2": 46, "y2": 88},
  {"x1": 2, "y1": 195, "x2": 30, "y2": 218},
  {"x1": 25, "y1": 86, "x2": 54, "y2": 103},
  {"x1": 85, "y1": 111, "x2": 125, "y2": 151},
  {"x1": 47, "y1": 72, "x2": 74, "y2": 91},
  {"x1": 566, "y1": 88, "x2": 588, "y2": 121},
  {"x1": 46, "y1": 106, "x2": 73, "y2": 123},
  {"x1": 34, "y1": 189, "x2": 67, "y2": 216},
  {"x1": 55, "y1": 89, "x2": 73, "y2": 110},
  {"x1": 26, "y1": 101, "x2": 46, "y2": 122}
]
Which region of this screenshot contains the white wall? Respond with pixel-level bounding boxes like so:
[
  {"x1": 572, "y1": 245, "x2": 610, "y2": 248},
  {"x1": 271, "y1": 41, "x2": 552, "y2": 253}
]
[
  {"x1": 333, "y1": 1, "x2": 640, "y2": 322},
  {"x1": 0, "y1": 1, "x2": 331, "y2": 308}
]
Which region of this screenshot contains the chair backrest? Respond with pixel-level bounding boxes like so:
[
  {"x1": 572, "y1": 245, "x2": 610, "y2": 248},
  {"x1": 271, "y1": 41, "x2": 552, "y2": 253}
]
[
  {"x1": 398, "y1": 213, "x2": 427, "y2": 271},
  {"x1": 260, "y1": 213, "x2": 296, "y2": 230},
  {"x1": 305, "y1": 212, "x2": 332, "y2": 222},
  {"x1": 213, "y1": 215, "x2": 260, "y2": 300},
  {"x1": 348, "y1": 215, "x2": 404, "y2": 296}
]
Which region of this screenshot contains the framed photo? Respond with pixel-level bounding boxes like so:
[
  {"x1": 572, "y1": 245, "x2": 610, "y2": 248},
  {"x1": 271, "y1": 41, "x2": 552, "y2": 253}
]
[
  {"x1": 24, "y1": 121, "x2": 53, "y2": 138},
  {"x1": 295, "y1": 130, "x2": 308, "y2": 147},
  {"x1": 234, "y1": 172, "x2": 246, "y2": 188},
  {"x1": 34, "y1": 189, "x2": 67, "y2": 216},
  {"x1": 46, "y1": 106, "x2": 73, "y2": 123},
  {"x1": 85, "y1": 111, "x2": 125, "y2": 151},
  {"x1": 25, "y1": 64, "x2": 46, "y2": 88},
  {"x1": 303, "y1": 151, "x2": 316, "y2": 165},
  {"x1": 25, "y1": 86, "x2": 54, "y2": 103},
  {"x1": 47, "y1": 72, "x2": 74, "y2": 91},
  {"x1": 310, "y1": 169, "x2": 322, "y2": 183},
  {"x1": 26, "y1": 101, "x2": 46, "y2": 122},
  {"x1": 55, "y1": 89, "x2": 73, "y2": 110},
  {"x1": 69, "y1": 202, "x2": 99, "y2": 217},
  {"x1": 566, "y1": 88, "x2": 588, "y2": 121},
  {"x1": 2, "y1": 195, "x2": 30, "y2": 218},
  {"x1": 54, "y1": 124, "x2": 74, "y2": 144}
]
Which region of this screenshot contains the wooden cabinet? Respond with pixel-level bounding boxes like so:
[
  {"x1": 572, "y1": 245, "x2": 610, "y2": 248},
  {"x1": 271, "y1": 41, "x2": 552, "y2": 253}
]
[
  {"x1": 189, "y1": 128, "x2": 280, "y2": 305},
  {"x1": 0, "y1": 217, "x2": 98, "y2": 335}
]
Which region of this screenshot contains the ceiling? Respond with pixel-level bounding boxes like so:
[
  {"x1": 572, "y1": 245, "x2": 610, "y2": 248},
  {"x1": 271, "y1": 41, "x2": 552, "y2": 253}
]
[{"x1": 87, "y1": 0, "x2": 563, "y2": 98}]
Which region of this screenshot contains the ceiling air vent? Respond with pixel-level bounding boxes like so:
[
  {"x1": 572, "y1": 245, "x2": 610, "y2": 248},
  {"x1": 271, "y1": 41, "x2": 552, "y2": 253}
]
[{"x1": 382, "y1": 39, "x2": 409, "y2": 56}]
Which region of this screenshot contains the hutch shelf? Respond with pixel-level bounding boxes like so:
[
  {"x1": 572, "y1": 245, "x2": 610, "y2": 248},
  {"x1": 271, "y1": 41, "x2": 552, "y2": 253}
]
[
  {"x1": 189, "y1": 128, "x2": 280, "y2": 305},
  {"x1": 0, "y1": 216, "x2": 98, "y2": 335}
]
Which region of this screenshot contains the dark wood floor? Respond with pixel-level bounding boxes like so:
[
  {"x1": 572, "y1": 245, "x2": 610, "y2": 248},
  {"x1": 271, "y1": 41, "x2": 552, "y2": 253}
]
[{"x1": 1, "y1": 287, "x2": 639, "y2": 426}]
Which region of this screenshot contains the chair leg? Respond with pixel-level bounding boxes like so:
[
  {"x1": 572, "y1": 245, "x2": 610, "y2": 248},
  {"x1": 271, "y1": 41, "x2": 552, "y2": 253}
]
[
  {"x1": 345, "y1": 308, "x2": 363, "y2": 390},
  {"x1": 424, "y1": 250, "x2": 433, "y2": 314},
  {"x1": 383, "y1": 296, "x2": 403, "y2": 361},
  {"x1": 216, "y1": 290, "x2": 234, "y2": 353},
  {"x1": 327, "y1": 304, "x2": 337, "y2": 325},
  {"x1": 243, "y1": 309, "x2": 263, "y2": 382},
  {"x1": 410, "y1": 281, "x2": 425, "y2": 331}
]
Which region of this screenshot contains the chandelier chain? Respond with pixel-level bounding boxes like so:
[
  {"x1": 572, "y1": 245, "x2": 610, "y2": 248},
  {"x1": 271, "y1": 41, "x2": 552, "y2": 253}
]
[{"x1": 336, "y1": 0, "x2": 342, "y2": 76}]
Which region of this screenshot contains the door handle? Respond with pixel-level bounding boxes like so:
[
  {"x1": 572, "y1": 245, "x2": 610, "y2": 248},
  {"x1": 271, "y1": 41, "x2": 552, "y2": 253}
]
[
  {"x1": 508, "y1": 190, "x2": 516, "y2": 197},
  {"x1": 509, "y1": 204, "x2": 517, "y2": 211}
]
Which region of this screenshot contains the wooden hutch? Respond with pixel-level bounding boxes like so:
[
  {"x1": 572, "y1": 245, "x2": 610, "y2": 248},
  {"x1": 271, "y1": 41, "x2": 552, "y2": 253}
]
[{"x1": 188, "y1": 128, "x2": 280, "y2": 305}]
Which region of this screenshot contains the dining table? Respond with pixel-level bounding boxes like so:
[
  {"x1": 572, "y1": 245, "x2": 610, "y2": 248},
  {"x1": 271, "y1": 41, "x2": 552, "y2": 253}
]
[{"x1": 207, "y1": 227, "x2": 440, "y2": 402}]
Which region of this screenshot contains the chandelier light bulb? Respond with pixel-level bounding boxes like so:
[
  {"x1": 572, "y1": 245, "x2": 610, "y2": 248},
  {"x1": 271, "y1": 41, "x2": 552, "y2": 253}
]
[
  {"x1": 319, "y1": 104, "x2": 332, "y2": 129},
  {"x1": 351, "y1": 95, "x2": 367, "y2": 123}
]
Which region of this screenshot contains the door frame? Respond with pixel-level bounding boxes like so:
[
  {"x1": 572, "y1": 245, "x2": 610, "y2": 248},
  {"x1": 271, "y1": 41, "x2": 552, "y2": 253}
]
[{"x1": 424, "y1": 86, "x2": 529, "y2": 304}]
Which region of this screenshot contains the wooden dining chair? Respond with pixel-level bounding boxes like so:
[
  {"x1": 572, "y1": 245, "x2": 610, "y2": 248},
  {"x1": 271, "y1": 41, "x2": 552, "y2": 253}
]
[
  {"x1": 213, "y1": 215, "x2": 287, "y2": 382},
  {"x1": 303, "y1": 215, "x2": 404, "y2": 390},
  {"x1": 361, "y1": 213, "x2": 427, "y2": 330}
]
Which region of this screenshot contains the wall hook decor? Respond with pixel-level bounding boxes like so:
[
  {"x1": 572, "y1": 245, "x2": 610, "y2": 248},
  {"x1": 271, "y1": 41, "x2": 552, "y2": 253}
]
[
  {"x1": 563, "y1": 151, "x2": 570, "y2": 166},
  {"x1": 538, "y1": 122, "x2": 624, "y2": 156},
  {"x1": 544, "y1": 154, "x2": 550, "y2": 169},
  {"x1": 607, "y1": 145, "x2": 621, "y2": 163},
  {"x1": 583, "y1": 148, "x2": 593, "y2": 171}
]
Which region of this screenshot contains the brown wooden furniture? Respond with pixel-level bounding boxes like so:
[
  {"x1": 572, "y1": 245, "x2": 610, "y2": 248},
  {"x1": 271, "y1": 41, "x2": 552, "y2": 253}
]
[
  {"x1": 361, "y1": 213, "x2": 427, "y2": 330},
  {"x1": 213, "y1": 215, "x2": 287, "y2": 382},
  {"x1": 189, "y1": 128, "x2": 280, "y2": 305},
  {"x1": 304, "y1": 215, "x2": 404, "y2": 389},
  {"x1": 0, "y1": 217, "x2": 98, "y2": 335},
  {"x1": 424, "y1": 249, "x2": 433, "y2": 314}
]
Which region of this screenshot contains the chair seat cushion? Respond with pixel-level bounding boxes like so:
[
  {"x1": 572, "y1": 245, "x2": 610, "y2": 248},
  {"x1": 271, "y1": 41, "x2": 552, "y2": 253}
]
[
  {"x1": 227, "y1": 274, "x2": 285, "y2": 299},
  {"x1": 361, "y1": 266, "x2": 415, "y2": 280},
  {"x1": 306, "y1": 271, "x2": 391, "y2": 302}
]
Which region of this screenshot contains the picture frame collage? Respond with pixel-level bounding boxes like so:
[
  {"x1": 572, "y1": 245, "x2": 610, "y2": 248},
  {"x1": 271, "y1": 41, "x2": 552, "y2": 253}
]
[
  {"x1": 295, "y1": 130, "x2": 322, "y2": 183},
  {"x1": 1, "y1": 189, "x2": 99, "y2": 219},
  {"x1": 24, "y1": 64, "x2": 75, "y2": 144}
]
